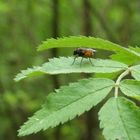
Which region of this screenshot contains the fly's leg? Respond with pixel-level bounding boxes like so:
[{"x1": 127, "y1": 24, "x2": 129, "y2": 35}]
[
  {"x1": 89, "y1": 58, "x2": 94, "y2": 66},
  {"x1": 80, "y1": 57, "x2": 84, "y2": 67},
  {"x1": 71, "y1": 56, "x2": 77, "y2": 65}
]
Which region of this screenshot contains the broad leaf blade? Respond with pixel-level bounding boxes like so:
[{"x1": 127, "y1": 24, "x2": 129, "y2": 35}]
[
  {"x1": 110, "y1": 46, "x2": 140, "y2": 65},
  {"x1": 14, "y1": 66, "x2": 44, "y2": 81},
  {"x1": 110, "y1": 51, "x2": 139, "y2": 65},
  {"x1": 120, "y1": 79, "x2": 140, "y2": 101},
  {"x1": 129, "y1": 46, "x2": 140, "y2": 56},
  {"x1": 131, "y1": 65, "x2": 140, "y2": 81},
  {"x1": 38, "y1": 36, "x2": 122, "y2": 51},
  {"x1": 99, "y1": 97, "x2": 140, "y2": 140},
  {"x1": 18, "y1": 78, "x2": 114, "y2": 136},
  {"x1": 15, "y1": 57, "x2": 127, "y2": 81},
  {"x1": 94, "y1": 71, "x2": 120, "y2": 79},
  {"x1": 38, "y1": 36, "x2": 140, "y2": 64}
]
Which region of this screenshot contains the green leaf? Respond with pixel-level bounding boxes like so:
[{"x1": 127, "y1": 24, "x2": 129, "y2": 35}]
[
  {"x1": 129, "y1": 46, "x2": 140, "y2": 56},
  {"x1": 18, "y1": 78, "x2": 114, "y2": 136},
  {"x1": 120, "y1": 79, "x2": 140, "y2": 101},
  {"x1": 131, "y1": 65, "x2": 140, "y2": 81},
  {"x1": 14, "y1": 66, "x2": 44, "y2": 81},
  {"x1": 38, "y1": 36, "x2": 140, "y2": 64},
  {"x1": 110, "y1": 51, "x2": 139, "y2": 65},
  {"x1": 14, "y1": 57, "x2": 128, "y2": 81},
  {"x1": 94, "y1": 71, "x2": 120, "y2": 79},
  {"x1": 111, "y1": 47, "x2": 140, "y2": 65},
  {"x1": 99, "y1": 97, "x2": 140, "y2": 140}
]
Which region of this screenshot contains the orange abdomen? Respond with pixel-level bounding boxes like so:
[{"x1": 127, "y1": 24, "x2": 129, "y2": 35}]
[{"x1": 84, "y1": 51, "x2": 93, "y2": 57}]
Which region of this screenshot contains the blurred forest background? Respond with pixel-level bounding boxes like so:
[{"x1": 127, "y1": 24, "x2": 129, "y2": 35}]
[{"x1": 0, "y1": 0, "x2": 140, "y2": 140}]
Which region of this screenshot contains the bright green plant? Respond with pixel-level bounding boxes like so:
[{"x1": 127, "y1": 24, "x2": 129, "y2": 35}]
[{"x1": 15, "y1": 36, "x2": 140, "y2": 140}]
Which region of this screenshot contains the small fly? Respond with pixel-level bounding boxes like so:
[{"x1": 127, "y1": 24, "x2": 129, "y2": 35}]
[{"x1": 71, "y1": 48, "x2": 96, "y2": 66}]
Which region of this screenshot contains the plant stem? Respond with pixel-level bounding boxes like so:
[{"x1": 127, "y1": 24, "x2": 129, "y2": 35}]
[{"x1": 114, "y1": 68, "x2": 131, "y2": 98}]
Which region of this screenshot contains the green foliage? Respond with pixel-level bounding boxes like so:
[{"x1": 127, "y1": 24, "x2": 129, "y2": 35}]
[
  {"x1": 120, "y1": 79, "x2": 140, "y2": 101},
  {"x1": 15, "y1": 36, "x2": 140, "y2": 139},
  {"x1": 18, "y1": 78, "x2": 114, "y2": 136},
  {"x1": 110, "y1": 46, "x2": 140, "y2": 65},
  {"x1": 129, "y1": 46, "x2": 140, "y2": 56},
  {"x1": 15, "y1": 57, "x2": 128, "y2": 81},
  {"x1": 99, "y1": 97, "x2": 140, "y2": 140},
  {"x1": 2, "y1": 1, "x2": 140, "y2": 140},
  {"x1": 94, "y1": 71, "x2": 121, "y2": 79},
  {"x1": 110, "y1": 51, "x2": 139, "y2": 65},
  {"x1": 131, "y1": 65, "x2": 140, "y2": 81},
  {"x1": 111, "y1": 47, "x2": 140, "y2": 65},
  {"x1": 38, "y1": 36, "x2": 140, "y2": 64}
]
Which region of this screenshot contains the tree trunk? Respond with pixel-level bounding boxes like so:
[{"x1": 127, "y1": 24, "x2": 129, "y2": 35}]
[
  {"x1": 82, "y1": 0, "x2": 98, "y2": 140},
  {"x1": 51, "y1": 0, "x2": 62, "y2": 140}
]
